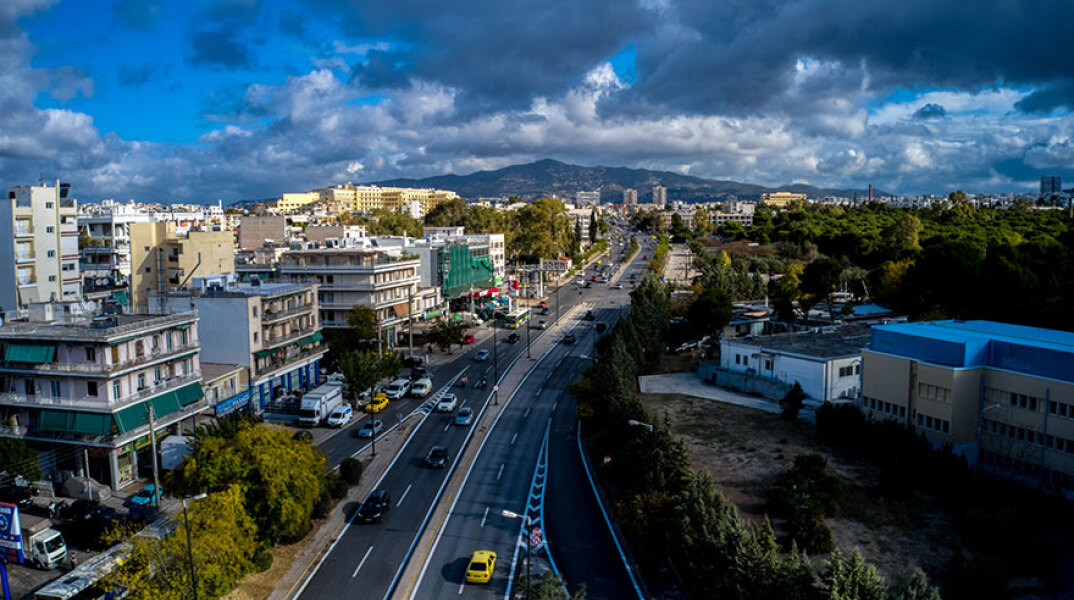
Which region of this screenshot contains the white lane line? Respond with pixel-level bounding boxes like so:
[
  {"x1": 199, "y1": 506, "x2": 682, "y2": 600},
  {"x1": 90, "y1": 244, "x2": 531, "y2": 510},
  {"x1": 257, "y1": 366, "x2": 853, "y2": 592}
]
[
  {"x1": 458, "y1": 579, "x2": 466, "y2": 594},
  {"x1": 396, "y1": 484, "x2": 412, "y2": 507},
  {"x1": 552, "y1": 400, "x2": 558, "y2": 412},
  {"x1": 497, "y1": 463, "x2": 505, "y2": 480},
  {"x1": 511, "y1": 432, "x2": 518, "y2": 445},
  {"x1": 443, "y1": 422, "x2": 451, "y2": 432},
  {"x1": 352, "y1": 546, "x2": 374, "y2": 578},
  {"x1": 524, "y1": 408, "x2": 531, "y2": 419},
  {"x1": 481, "y1": 506, "x2": 489, "y2": 527},
  {"x1": 536, "y1": 388, "x2": 542, "y2": 396}
]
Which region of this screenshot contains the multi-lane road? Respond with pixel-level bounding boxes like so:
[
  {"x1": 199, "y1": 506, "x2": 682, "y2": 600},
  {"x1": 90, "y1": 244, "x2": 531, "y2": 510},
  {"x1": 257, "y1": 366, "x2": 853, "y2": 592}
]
[{"x1": 298, "y1": 230, "x2": 648, "y2": 600}]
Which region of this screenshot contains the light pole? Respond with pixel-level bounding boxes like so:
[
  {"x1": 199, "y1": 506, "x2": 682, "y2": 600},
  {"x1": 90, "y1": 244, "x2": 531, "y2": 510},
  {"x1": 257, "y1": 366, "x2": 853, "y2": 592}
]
[
  {"x1": 628, "y1": 419, "x2": 654, "y2": 432},
  {"x1": 493, "y1": 321, "x2": 499, "y2": 405},
  {"x1": 526, "y1": 311, "x2": 532, "y2": 359},
  {"x1": 501, "y1": 509, "x2": 532, "y2": 600},
  {"x1": 974, "y1": 403, "x2": 1003, "y2": 476},
  {"x1": 182, "y1": 492, "x2": 208, "y2": 600}
]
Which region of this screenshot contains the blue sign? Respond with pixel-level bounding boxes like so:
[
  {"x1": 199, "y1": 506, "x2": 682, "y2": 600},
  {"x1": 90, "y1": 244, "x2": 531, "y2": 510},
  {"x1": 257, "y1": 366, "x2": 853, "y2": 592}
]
[
  {"x1": 0, "y1": 502, "x2": 24, "y2": 564},
  {"x1": 215, "y1": 390, "x2": 251, "y2": 416}
]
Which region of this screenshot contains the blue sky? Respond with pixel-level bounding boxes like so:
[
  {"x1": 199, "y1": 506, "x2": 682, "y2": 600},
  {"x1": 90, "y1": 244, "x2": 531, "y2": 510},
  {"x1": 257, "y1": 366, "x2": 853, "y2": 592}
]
[{"x1": 3, "y1": 0, "x2": 1074, "y2": 202}]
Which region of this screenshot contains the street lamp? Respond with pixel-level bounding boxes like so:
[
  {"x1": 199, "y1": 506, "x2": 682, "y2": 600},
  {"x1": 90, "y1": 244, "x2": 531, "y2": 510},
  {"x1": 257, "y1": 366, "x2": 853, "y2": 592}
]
[
  {"x1": 974, "y1": 403, "x2": 1003, "y2": 476},
  {"x1": 367, "y1": 408, "x2": 378, "y2": 458},
  {"x1": 182, "y1": 492, "x2": 208, "y2": 600},
  {"x1": 493, "y1": 321, "x2": 499, "y2": 405},
  {"x1": 501, "y1": 509, "x2": 533, "y2": 600},
  {"x1": 627, "y1": 419, "x2": 654, "y2": 432}
]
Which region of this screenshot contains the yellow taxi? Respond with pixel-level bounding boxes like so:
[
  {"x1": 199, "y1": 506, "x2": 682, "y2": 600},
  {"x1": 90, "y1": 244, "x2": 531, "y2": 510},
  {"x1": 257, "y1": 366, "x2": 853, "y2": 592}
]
[
  {"x1": 364, "y1": 393, "x2": 389, "y2": 414},
  {"x1": 465, "y1": 550, "x2": 496, "y2": 584}
]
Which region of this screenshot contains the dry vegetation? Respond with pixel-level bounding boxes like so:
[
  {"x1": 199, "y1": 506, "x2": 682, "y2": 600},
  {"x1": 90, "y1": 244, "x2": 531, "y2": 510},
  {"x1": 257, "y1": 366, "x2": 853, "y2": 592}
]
[{"x1": 638, "y1": 392, "x2": 960, "y2": 587}]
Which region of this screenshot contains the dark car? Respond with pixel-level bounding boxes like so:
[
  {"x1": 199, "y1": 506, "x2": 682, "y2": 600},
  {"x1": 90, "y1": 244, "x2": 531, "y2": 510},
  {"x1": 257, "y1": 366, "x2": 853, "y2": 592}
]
[
  {"x1": 410, "y1": 367, "x2": 432, "y2": 381},
  {"x1": 506, "y1": 333, "x2": 520, "y2": 343},
  {"x1": 563, "y1": 333, "x2": 577, "y2": 345},
  {"x1": 540, "y1": 307, "x2": 550, "y2": 315},
  {"x1": 403, "y1": 355, "x2": 424, "y2": 368},
  {"x1": 425, "y1": 445, "x2": 450, "y2": 468},
  {"x1": 356, "y1": 490, "x2": 392, "y2": 523}
]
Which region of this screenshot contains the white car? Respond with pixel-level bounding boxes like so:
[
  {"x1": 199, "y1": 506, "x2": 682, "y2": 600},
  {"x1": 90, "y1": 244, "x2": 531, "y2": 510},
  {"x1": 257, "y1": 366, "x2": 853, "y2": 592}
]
[
  {"x1": 385, "y1": 378, "x2": 411, "y2": 399},
  {"x1": 326, "y1": 405, "x2": 353, "y2": 428},
  {"x1": 436, "y1": 393, "x2": 458, "y2": 413},
  {"x1": 410, "y1": 378, "x2": 433, "y2": 398}
]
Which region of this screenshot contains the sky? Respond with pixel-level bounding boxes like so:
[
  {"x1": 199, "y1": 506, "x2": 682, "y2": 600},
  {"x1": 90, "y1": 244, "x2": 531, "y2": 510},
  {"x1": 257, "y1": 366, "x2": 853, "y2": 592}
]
[{"x1": 2, "y1": 0, "x2": 1074, "y2": 203}]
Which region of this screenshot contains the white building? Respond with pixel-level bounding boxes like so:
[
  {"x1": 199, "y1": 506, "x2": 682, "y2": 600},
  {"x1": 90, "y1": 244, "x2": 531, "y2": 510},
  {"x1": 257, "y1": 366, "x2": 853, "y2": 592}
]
[
  {"x1": 2, "y1": 182, "x2": 81, "y2": 311},
  {"x1": 653, "y1": 185, "x2": 667, "y2": 207},
  {"x1": 623, "y1": 189, "x2": 638, "y2": 205},
  {"x1": 719, "y1": 325, "x2": 872, "y2": 402},
  {"x1": 576, "y1": 191, "x2": 601, "y2": 206}
]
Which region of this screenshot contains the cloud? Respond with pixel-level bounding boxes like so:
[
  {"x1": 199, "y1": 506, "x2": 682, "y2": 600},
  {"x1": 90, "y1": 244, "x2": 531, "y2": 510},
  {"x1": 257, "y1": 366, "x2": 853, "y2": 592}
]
[
  {"x1": 112, "y1": 0, "x2": 163, "y2": 32},
  {"x1": 117, "y1": 64, "x2": 155, "y2": 86},
  {"x1": 189, "y1": 27, "x2": 252, "y2": 69},
  {"x1": 912, "y1": 103, "x2": 946, "y2": 120}
]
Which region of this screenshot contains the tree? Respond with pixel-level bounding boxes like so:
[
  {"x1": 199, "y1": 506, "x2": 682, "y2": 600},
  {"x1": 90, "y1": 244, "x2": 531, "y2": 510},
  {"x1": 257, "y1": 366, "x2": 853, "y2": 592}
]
[
  {"x1": 514, "y1": 198, "x2": 573, "y2": 262},
  {"x1": 882, "y1": 213, "x2": 923, "y2": 257},
  {"x1": 801, "y1": 258, "x2": 843, "y2": 323},
  {"x1": 822, "y1": 549, "x2": 888, "y2": 600},
  {"x1": 168, "y1": 422, "x2": 327, "y2": 544},
  {"x1": 338, "y1": 349, "x2": 401, "y2": 405},
  {"x1": 366, "y1": 209, "x2": 422, "y2": 237},
  {"x1": 423, "y1": 198, "x2": 469, "y2": 226},
  {"x1": 346, "y1": 304, "x2": 379, "y2": 342},
  {"x1": 686, "y1": 286, "x2": 732, "y2": 340},
  {"x1": 718, "y1": 221, "x2": 747, "y2": 240},
  {"x1": 780, "y1": 382, "x2": 807, "y2": 420},
  {"x1": 693, "y1": 208, "x2": 713, "y2": 236},
  {"x1": 0, "y1": 437, "x2": 42, "y2": 481},
  {"x1": 894, "y1": 569, "x2": 942, "y2": 600},
  {"x1": 426, "y1": 318, "x2": 467, "y2": 352},
  {"x1": 105, "y1": 485, "x2": 259, "y2": 600},
  {"x1": 528, "y1": 571, "x2": 587, "y2": 600}
]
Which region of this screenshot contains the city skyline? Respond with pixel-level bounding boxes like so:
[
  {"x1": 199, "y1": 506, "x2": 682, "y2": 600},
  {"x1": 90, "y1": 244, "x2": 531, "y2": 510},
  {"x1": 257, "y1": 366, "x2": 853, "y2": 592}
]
[{"x1": 3, "y1": 0, "x2": 1073, "y2": 202}]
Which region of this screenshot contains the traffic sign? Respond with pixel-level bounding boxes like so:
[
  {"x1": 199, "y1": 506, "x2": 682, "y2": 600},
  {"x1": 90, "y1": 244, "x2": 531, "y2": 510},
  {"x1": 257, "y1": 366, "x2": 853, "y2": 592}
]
[
  {"x1": 493, "y1": 385, "x2": 500, "y2": 392},
  {"x1": 530, "y1": 526, "x2": 543, "y2": 547}
]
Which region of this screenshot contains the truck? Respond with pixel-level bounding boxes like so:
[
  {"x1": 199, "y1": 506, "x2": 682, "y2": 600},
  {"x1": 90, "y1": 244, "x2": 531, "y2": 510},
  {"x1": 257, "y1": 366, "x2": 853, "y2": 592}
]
[
  {"x1": 297, "y1": 381, "x2": 344, "y2": 427},
  {"x1": 20, "y1": 513, "x2": 68, "y2": 570}
]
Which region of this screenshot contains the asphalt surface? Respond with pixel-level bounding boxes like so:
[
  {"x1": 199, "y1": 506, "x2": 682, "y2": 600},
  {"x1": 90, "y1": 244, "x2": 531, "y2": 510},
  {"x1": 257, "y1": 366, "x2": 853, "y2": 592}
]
[
  {"x1": 297, "y1": 232, "x2": 643, "y2": 600},
  {"x1": 409, "y1": 237, "x2": 649, "y2": 599}
]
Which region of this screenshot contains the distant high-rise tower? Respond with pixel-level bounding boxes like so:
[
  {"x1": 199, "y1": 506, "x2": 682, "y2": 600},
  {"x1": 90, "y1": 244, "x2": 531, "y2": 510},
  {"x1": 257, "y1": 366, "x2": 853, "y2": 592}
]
[
  {"x1": 653, "y1": 185, "x2": 667, "y2": 207},
  {"x1": 1, "y1": 181, "x2": 81, "y2": 310},
  {"x1": 1041, "y1": 175, "x2": 1062, "y2": 195},
  {"x1": 623, "y1": 188, "x2": 638, "y2": 205}
]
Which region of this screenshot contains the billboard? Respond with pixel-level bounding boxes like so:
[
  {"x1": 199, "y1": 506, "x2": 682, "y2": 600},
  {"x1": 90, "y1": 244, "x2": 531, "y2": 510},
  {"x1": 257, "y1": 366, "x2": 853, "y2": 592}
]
[{"x1": 0, "y1": 502, "x2": 24, "y2": 563}]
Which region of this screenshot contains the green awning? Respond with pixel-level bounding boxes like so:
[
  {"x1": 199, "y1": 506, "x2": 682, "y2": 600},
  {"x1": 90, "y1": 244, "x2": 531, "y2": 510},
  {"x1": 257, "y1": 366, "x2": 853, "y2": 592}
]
[
  {"x1": 175, "y1": 383, "x2": 204, "y2": 406},
  {"x1": 111, "y1": 291, "x2": 129, "y2": 306},
  {"x1": 298, "y1": 331, "x2": 324, "y2": 346},
  {"x1": 175, "y1": 323, "x2": 191, "y2": 330},
  {"x1": 114, "y1": 404, "x2": 147, "y2": 433},
  {"x1": 151, "y1": 392, "x2": 181, "y2": 417},
  {"x1": 254, "y1": 348, "x2": 281, "y2": 358},
  {"x1": 38, "y1": 410, "x2": 112, "y2": 435},
  {"x1": 4, "y1": 344, "x2": 56, "y2": 364}
]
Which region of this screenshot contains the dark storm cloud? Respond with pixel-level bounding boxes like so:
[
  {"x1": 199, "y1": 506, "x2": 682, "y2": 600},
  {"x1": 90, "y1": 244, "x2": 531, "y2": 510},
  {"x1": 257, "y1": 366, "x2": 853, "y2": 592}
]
[
  {"x1": 112, "y1": 0, "x2": 164, "y2": 32},
  {"x1": 1015, "y1": 79, "x2": 1074, "y2": 114},
  {"x1": 189, "y1": 27, "x2": 252, "y2": 69},
  {"x1": 912, "y1": 103, "x2": 946, "y2": 120}
]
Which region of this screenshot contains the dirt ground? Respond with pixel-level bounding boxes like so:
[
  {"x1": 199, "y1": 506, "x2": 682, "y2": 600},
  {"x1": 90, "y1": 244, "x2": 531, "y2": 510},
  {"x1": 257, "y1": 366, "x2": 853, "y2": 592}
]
[
  {"x1": 638, "y1": 392, "x2": 960, "y2": 587},
  {"x1": 695, "y1": 237, "x2": 778, "y2": 256},
  {"x1": 220, "y1": 517, "x2": 326, "y2": 600}
]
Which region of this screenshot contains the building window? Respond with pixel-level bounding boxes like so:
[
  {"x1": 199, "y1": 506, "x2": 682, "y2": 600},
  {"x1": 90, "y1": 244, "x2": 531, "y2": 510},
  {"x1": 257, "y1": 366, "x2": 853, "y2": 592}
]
[
  {"x1": 49, "y1": 380, "x2": 61, "y2": 397},
  {"x1": 47, "y1": 250, "x2": 56, "y2": 258},
  {"x1": 253, "y1": 331, "x2": 259, "y2": 343},
  {"x1": 87, "y1": 381, "x2": 98, "y2": 397},
  {"x1": 252, "y1": 306, "x2": 259, "y2": 318},
  {"x1": 46, "y1": 226, "x2": 55, "y2": 233},
  {"x1": 113, "y1": 381, "x2": 122, "y2": 400},
  {"x1": 137, "y1": 374, "x2": 146, "y2": 390},
  {"x1": 86, "y1": 347, "x2": 96, "y2": 362},
  {"x1": 166, "y1": 333, "x2": 174, "y2": 351},
  {"x1": 180, "y1": 330, "x2": 188, "y2": 345},
  {"x1": 48, "y1": 275, "x2": 57, "y2": 282},
  {"x1": 154, "y1": 367, "x2": 162, "y2": 384}
]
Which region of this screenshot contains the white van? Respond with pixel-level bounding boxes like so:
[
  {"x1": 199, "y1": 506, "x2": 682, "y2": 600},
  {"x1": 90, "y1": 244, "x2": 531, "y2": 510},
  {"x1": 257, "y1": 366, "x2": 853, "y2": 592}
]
[
  {"x1": 385, "y1": 378, "x2": 411, "y2": 399},
  {"x1": 410, "y1": 378, "x2": 433, "y2": 398}
]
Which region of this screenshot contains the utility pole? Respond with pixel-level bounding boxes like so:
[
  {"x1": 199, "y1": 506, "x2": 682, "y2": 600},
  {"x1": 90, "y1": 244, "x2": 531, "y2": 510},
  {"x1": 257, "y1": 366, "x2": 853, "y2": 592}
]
[
  {"x1": 148, "y1": 404, "x2": 160, "y2": 510},
  {"x1": 526, "y1": 311, "x2": 532, "y2": 359},
  {"x1": 492, "y1": 323, "x2": 499, "y2": 405},
  {"x1": 407, "y1": 285, "x2": 414, "y2": 359}
]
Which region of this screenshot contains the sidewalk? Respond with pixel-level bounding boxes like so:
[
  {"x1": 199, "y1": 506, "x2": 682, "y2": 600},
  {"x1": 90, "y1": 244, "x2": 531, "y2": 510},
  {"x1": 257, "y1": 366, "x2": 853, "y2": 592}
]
[{"x1": 637, "y1": 372, "x2": 821, "y2": 422}]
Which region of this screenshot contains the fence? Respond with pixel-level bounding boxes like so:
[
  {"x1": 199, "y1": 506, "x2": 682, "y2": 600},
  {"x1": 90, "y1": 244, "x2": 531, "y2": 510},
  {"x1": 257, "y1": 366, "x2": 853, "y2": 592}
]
[{"x1": 697, "y1": 362, "x2": 792, "y2": 400}]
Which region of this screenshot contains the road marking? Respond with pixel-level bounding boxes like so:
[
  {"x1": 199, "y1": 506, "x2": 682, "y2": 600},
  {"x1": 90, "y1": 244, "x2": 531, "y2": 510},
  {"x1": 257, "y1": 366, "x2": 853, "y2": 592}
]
[
  {"x1": 458, "y1": 579, "x2": 466, "y2": 594},
  {"x1": 443, "y1": 422, "x2": 451, "y2": 432},
  {"x1": 352, "y1": 546, "x2": 373, "y2": 578},
  {"x1": 552, "y1": 400, "x2": 558, "y2": 412},
  {"x1": 397, "y1": 484, "x2": 412, "y2": 507},
  {"x1": 524, "y1": 408, "x2": 530, "y2": 419},
  {"x1": 511, "y1": 432, "x2": 518, "y2": 445},
  {"x1": 481, "y1": 506, "x2": 489, "y2": 527},
  {"x1": 497, "y1": 463, "x2": 505, "y2": 480}
]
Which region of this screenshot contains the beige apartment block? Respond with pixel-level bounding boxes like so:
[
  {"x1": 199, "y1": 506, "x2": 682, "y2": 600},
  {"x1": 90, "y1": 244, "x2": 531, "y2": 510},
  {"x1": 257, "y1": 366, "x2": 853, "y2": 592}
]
[
  {"x1": 862, "y1": 320, "x2": 1074, "y2": 494},
  {"x1": 276, "y1": 191, "x2": 319, "y2": 212},
  {"x1": 129, "y1": 222, "x2": 235, "y2": 313},
  {"x1": 759, "y1": 192, "x2": 807, "y2": 208},
  {"x1": 313, "y1": 184, "x2": 460, "y2": 216},
  {"x1": 1, "y1": 182, "x2": 81, "y2": 310}
]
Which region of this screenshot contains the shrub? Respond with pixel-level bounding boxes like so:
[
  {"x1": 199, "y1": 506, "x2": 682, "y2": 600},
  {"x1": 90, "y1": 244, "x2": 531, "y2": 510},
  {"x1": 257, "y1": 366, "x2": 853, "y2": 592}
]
[
  {"x1": 252, "y1": 551, "x2": 274, "y2": 573},
  {"x1": 340, "y1": 458, "x2": 364, "y2": 486},
  {"x1": 791, "y1": 511, "x2": 835, "y2": 554},
  {"x1": 312, "y1": 490, "x2": 332, "y2": 520},
  {"x1": 325, "y1": 471, "x2": 348, "y2": 499},
  {"x1": 781, "y1": 382, "x2": 807, "y2": 420}
]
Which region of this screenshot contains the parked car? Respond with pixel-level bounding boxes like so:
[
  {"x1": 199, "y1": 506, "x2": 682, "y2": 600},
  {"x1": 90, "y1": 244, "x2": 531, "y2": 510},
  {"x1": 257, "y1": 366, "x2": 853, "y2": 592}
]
[
  {"x1": 128, "y1": 484, "x2": 161, "y2": 507},
  {"x1": 506, "y1": 333, "x2": 520, "y2": 343},
  {"x1": 540, "y1": 307, "x2": 551, "y2": 315},
  {"x1": 532, "y1": 320, "x2": 547, "y2": 330},
  {"x1": 364, "y1": 394, "x2": 389, "y2": 413},
  {"x1": 563, "y1": 333, "x2": 577, "y2": 345},
  {"x1": 454, "y1": 407, "x2": 474, "y2": 426},
  {"x1": 425, "y1": 445, "x2": 450, "y2": 468},
  {"x1": 355, "y1": 419, "x2": 384, "y2": 438},
  {"x1": 537, "y1": 301, "x2": 548, "y2": 309},
  {"x1": 474, "y1": 349, "x2": 490, "y2": 361},
  {"x1": 326, "y1": 405, "x2": 353, "y2": 427},
  {"x1": 466, "y1": 550, "x2": 497, "y2": 584},
  {"x1": 385, "y1": 378, "x2": 411, "y2": 399},
  {"x1": 614, "y1": 283, "x2": 624, "y2": 290},
  {"x1": 410, "y1": 378, "x2": 433, "y2": 398},
  {"x1": 356, "y1": 490, "x2": 392, "y2": 523},
  {"x1": 436, "y1": 393, "x2": 458, "y2": 412},
  {"x1": 461, "y1": 333, "x2": 476, "y2": 344}
]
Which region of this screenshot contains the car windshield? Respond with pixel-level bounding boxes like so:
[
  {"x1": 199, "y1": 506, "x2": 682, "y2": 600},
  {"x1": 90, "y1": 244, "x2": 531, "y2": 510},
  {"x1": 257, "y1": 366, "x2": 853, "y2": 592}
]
[
  {"x1": 43, "y1": 535, "x2": 65, "y2": 553},
  {"x1": 432, "y1": 449, "x2": 446, "y2": 458}
]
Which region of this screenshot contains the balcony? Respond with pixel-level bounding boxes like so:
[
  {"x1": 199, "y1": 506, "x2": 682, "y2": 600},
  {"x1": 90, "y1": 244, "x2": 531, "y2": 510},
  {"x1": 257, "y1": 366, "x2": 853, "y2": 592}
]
[
  {"x1": 261, "y1": 304, "x2": 313, "y2": 323},
  {"x1": 16, "y1": 253, "x2": 35, "y2": 263},
  {"x1": 0, "y1": 370, "x2": 203, "y2": 411},
  {"x1": 262, "y1": 328, "x2": 313, "y2": 348},
  {"x1": 254, "y1": 343, "x2": 325, "y2": 378},
  {"x1": 0, "y1": 342, "x2": 199, "y2": 376}
]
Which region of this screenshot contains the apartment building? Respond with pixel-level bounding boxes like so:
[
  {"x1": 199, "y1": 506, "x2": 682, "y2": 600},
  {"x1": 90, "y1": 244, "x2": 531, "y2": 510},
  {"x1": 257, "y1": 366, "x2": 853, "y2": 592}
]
[
  {"x1": 1, "y1": 182, "x2": 81, "y2": 311},
  {"x1": 569, "y1": 207, "x2": 597, "y2": 249},
  {"x1": 623, "y1": 189, "x2": 638, "y2": 206},
  {"x1": 862, "y1": 320, "x2": 1074, "y2": 493},
  {"x1": 759, "y1": 192, "x2": 807, "y2": 208},
  {"x1": 575, "y1": 191, "x2": 601, "y2": 206},
  {"x1": 313, "y1": 184, "x2": 460, "y2": 216},
  {"x1": 160, "y1": 276, "x2": 325, "y2": 412},
  {"x1": 276, "y1": 191, "x2": 319, "y2": 213},
  {"x1": 278, "y1": 247, "x2": 420, "y2": 341},
  {"x1": 129, "y1": 222, "x2": 235, "y2": 314},
  {"x1": 238, "y1": 215, "x2": 287, "y2": 250},
  {"x1": 0, "y1": 311, "x2": 205, "y2": 489},
  {"x1": 653, "y1": 185, "x2": 667, "y2": 207}
]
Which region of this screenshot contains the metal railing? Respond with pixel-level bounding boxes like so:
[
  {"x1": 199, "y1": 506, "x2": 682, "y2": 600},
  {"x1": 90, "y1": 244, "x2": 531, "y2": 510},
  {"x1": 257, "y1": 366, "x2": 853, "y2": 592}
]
[
  {"x1": 261, "y1": 304, "x2": 313, "y2": 323},
  {"x1": 0, "y1": 371, "x2": 202, "y2": 411}
]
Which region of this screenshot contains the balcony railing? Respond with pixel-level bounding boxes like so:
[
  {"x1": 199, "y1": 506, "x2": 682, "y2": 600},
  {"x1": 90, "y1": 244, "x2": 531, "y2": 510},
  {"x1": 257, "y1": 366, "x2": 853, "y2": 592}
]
[
  {"x1": 254, "y1": 344, "x2": 325, "y2": 378},
  {"x1": 0, "y1": 343, "x2": 199, "y2": 375},
  {"x1": 262, "y1": 328, "x2": 313, "y2": 348},
  {"x1": 261, "y1": 304, "x2": 312, "y2": 323},
  {"x1": 0, "y1": 370, "x2": 203, "y2": 411},
  {"x1": 16, "y1": 253, "x2": 35, "y2": 262}
]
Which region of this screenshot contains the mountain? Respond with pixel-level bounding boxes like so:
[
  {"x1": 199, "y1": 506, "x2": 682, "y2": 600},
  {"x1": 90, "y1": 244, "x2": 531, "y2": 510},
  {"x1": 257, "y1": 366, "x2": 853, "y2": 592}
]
[{"x1": 371, "y1": 158, "x2": 885, "y2": 203}]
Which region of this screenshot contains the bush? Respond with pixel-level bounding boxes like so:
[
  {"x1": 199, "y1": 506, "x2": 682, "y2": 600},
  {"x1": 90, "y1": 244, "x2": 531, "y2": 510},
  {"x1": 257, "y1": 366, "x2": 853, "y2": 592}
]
[
  {"x1": 339, "y1": 458, "x2": 364, "y2": 486},
  {"x1": 781, "y1": 382, "x2": 807, "y2": 420},
  {"x1": 791, "y1": 511, "x2": 835, "y2": 554},
  {"x1": 252, "y1": 551, "x2": 274, "y2": 573},
  {"x1": 312, "y1": 490, "x2": 332, "y2": 520},
  {"x1": 325, "y1": 472, "x2": 348, "y2": 499}
]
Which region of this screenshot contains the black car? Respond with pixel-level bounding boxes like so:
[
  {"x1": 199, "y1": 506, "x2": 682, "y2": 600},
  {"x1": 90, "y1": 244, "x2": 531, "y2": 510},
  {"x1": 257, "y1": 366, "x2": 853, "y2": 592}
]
[
  {"x1": 410, "y1": 367, "x2": 432, "y2": 381},
  {"x1": 540, "y1": 307, "x2": 550, "y2": 315},
  {"x1": 425, "y1": 445, "x2": 450, "y2": 468},
  {"x1": 403, "y1": 355, "x2": 425, "y2": 368},
  {"x1": 563, "y1": 333, "x2": 577, "y2": 345},
  {"x1": 506, "y1": 333, "x2": 520, "y2": 343},
  {"x1": 356, "y1": 490, "x2": 392, "y2": 523}
]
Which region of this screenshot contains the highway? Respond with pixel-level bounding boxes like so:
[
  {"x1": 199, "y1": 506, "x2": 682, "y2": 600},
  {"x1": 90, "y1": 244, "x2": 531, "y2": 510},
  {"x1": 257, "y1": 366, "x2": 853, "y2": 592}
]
[
  {"x1": 408, "y1": 237, "x2": 649, "y2": 599},
  {"x1": 297, "y1": 230, "x2": 643, "y2": 600}
]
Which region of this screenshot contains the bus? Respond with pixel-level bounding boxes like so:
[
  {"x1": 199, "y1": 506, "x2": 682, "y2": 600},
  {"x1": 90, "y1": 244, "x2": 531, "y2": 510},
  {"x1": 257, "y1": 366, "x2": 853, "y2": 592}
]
[
  {"x1": 33, "y1": 543, "x2": 130, "y2": 600},
  {"x1": 504, "y1": 308, "x2": 531, "y2": 329}
]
